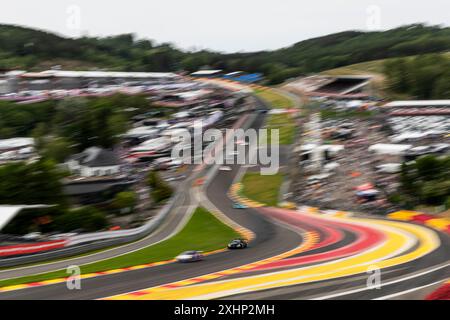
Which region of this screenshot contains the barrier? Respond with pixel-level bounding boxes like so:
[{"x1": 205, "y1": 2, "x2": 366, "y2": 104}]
[
  {"x1": 0, "y1": 240, "x2": 67, "y2": 257},
  {"x1": 0, "y1": 196, "x2": 177, "y2": 267},
  {"x1": 0, "y1": 91, "x2": 257, "y2": 267}
]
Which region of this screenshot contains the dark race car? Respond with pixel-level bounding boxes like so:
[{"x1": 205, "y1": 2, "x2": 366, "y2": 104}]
[{"x1": 227, "y1": 239, "x2": 248, "y2": 249}]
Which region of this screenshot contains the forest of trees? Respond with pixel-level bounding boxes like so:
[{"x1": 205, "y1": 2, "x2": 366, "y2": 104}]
[
  {"x1": 395, "y1": 155, "x2": 450, "y2": 209},
  {"x1": 384, "y1": 54, "x2": 450, "y2": 99},
  {"x1": 0, "y1": 93, "x2": 153, "y2": 159},
  {"x1": 1, "y1": 23, "x2": 449, "y2": 84}
]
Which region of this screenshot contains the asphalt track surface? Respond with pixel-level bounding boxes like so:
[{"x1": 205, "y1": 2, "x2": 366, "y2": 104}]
[
  {"x1": 1, "y1": 94, "x2": 448, "y2": 300},
  {"x1": 0, "y1": 97, "x2": 304, "y2": 300},
  {"x1": 106, "y1": 205, "x2": 447, "y2": 300},
  {"x1": 217, "y1": 216, "x2": 450, "y2": 300},
  {"x1": 0, "y1": 176, "x2": 194, "y2": 280}
]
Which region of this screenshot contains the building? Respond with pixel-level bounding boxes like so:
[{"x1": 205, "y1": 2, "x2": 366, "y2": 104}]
[
  {"x1": 0, "y1": 70, "x2": 9, "y2": 94},
  {"x1": 384, "y1": 100, "x2": 450, "y2": 116},
  {"x1": 0, "y1": 70, "x2": 181, "y2": 93},
  {"x1": 66, "y1": 147, "x2": 122, "y2": 177},
  {"x1": 0, "y1": 70, "x2": 27, "y2": 94},
  {"x1": 223, "y1": 71, "x2": 263, "y2": 83},
  {"x1": 63, "y1": 178, "x2": 133, "y2": 205},
  {"x1": 285, "y1": 75, "x2": 373, "y2": 99},
  {"x1": 0, "y1": 138, "x2": 36, "y2": 164},
  {"x1": 190, "y1": 70, "x2": 223, "y2": 78},
  {"x1": 63, "y1": 147, "x2": 133, "y2": 204}
]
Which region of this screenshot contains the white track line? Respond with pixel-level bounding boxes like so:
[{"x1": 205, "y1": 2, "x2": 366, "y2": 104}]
[
  {"x1": 373, "y1": 279, "x2": 445, "y2": 300},
  {"x1": 311, "y1": 262, "x2": 450, "y2": 300}
]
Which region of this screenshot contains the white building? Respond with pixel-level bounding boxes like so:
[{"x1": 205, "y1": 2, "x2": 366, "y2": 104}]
[
  {"x1": 0, "y1": 138, "x2": 36, "y2": 162},
  {"x1": 66, "y1": 147, "x2": 122, "y2": 177}
]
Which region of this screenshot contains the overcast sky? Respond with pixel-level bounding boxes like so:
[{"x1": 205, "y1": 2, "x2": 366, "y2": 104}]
[{"x1": 1, "y1": 0, "x2": 448, "y2": 52}]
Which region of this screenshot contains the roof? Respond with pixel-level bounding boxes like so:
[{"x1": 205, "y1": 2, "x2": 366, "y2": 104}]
[
  {"x1": 368, "y1": 143, "x2": 412, "y2": 155},
  {"x1": 296, "y1": 144, "x2": 345, "y2": 152},
  {"x1": 123, "y1": 126, "x2": 159, "y2": 138},
  {"x1": 384, "y1": 100, "x2": 450, "y2": 108},
  {"x1": 38, "y1": 70, "x2": 178, "y2": 79},
  {"x1": 190, "y1": 70, "x2": 223, "y2": 76},
  {"x1": 225, "y1": 71, "x2": 244, "y2": 76},
  {"x1": 63, "y1": 181, "x2": 128, "y2": 196},
  {"x1": 70, "y1": 147, "x2": 121, "y2": 167},
  {"x1": 0, "y1": 138, "x2": 34, "y2": 151}
]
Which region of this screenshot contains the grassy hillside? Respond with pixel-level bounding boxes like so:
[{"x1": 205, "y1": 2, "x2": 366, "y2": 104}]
[
  {"x1": 320, "y1": 52, "x2": 450, "y2": 99},
  {"x1": 0, "y1": 23, "x2": 449, "y2": 84},
  {"x1": 322, "y1": 52, "x2": 450, "y2": 77}
]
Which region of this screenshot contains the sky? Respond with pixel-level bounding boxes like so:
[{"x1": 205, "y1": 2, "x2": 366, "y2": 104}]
[{"x1": 1, "y1": 0, "x2": 449, "y2": 52}]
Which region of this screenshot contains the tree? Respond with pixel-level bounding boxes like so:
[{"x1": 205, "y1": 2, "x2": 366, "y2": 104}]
[
  {"x1": 0, "y1": 159, "x2": 67, "y2": 207},
  {"x1": 147, "y1": 170, "x2": 158, "y2": 188},
  {"x1": 54, "y1": 206, "x2": 107, "y2": 232},
  {"x1": 445, "y1": 197, "x2": 450, "y2": 210},
  {"x1": 41, "y1": 137, "x2": 75, "y2": 163},
  {"x1": 112, "y1": 191, "x2": 137, "y2": 214},
  {"x1": 398, "y1": 155, "x2": 450, "y2": 207},
  {"x1": 147, "y1": 170, "x2": 173, "y2": 203},
  {"x1": 384, "y1": 54, "x2": 450, "y2": 99},
  {"x1": 433, "y1": 72, "x2": 450, "y2": 99},
  {"x1": 0, "y1": 159, "x2": 69, "y2": 235}
]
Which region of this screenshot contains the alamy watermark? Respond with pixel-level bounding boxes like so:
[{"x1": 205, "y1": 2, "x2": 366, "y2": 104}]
[
  {"x1": 66, "y1": 265, "x2": 81, "y2": 290},
  {"x1": 366, "y1": 5, "x2": 382, "y2": 30},
  {"x1": 169, "y1": 121, "x2": 280, "y2": 175},
  {"x1": 66, "y1": 4, "x2": 82, "y2": 36},
  {"x1": 366, "y1": 265, "x2": 381, "y2": 289}
]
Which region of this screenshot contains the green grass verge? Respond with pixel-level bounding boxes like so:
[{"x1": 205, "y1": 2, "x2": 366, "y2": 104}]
[
  {"x1": 241, "y1": 172, "x2": 284, "y2": 207},
  {"x1": 255, "y1": 88, "x2": 294, "y2": 109},
  {"x1": 320, "y1": 108, "x2": 377, "y2": 119},
  {"x1": 266, "y1": 113, "x2": 296, "y2": 145},
  {"x1": 254, "y1": 88, "x2": 296, "y2": 145},
  {"x1": 322, "y1": 53, "x2": 450, "y2": 77},
  {"x1": 0, "y1": 207, "x2": 239, "y2": 287}
]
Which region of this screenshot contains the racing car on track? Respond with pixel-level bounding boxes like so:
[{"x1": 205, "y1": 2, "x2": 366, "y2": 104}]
[
  {"x1": 227, "y1": 239, "x2": 248, "y2": 249},
  {"x1": 175, "y1": 250, "x2": 203, "y2": 262}
]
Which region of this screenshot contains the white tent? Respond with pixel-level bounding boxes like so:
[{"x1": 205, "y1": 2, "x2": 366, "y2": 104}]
[
  {"x1": 368, "y1": 144, "x2": 412, "y2": 155},
  {"x1": 0, "y1": 205, "x2": 55, "y2": 231},
  {"x1": 324, "y1": 162, "x2": 340, "y2": 172},
  {"x1": 376, "y1": 163, "x2": 402, "y2": 173},
  {"x1": 296, "y1": 144, "x2": 344, "y2": 153},
  {"x1": 390, "y1": 132, "x2": 426, "y2": 143},
  {"x1": 123, "y1": 126, "x2": 159, "y2": 139}
]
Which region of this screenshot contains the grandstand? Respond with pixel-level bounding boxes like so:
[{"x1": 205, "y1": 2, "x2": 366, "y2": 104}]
[
  {"x1": 312, "y1": 75, "x2": 371, "y2": 96},
  {"x1": 191, "y1": 69, "x2": 263, "y2": 83},
  {"x1": 284, "y1": 75, "x2": 372, "y2": 99},
  {"x1": 384, "y1": 100, "x2": 450, "y2": 116}
]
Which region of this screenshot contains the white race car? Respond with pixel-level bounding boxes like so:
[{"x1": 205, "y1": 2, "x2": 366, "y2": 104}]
[{"x1": 175, "y1": 250, "x2": 203, "y2": 263}]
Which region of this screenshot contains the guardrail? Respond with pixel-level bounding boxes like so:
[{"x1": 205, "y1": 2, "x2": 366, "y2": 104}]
[
  {"x1": 0, "y1": 240, "x2": 67, "y2": 257},
  {"x1": 0, "y1": 195, "x2": 178, "y2": 267},
  {"x1": 0, "y1": 91, "x2": 256, "y2": 267},
  {"x1": 67, "y1": 196, "x2": 176, "y2": 247}
]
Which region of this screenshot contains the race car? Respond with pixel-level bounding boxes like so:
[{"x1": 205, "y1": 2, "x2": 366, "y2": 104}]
[
  {"x1": 175, "y1": 250, "x2": 203, "y2": 262},
  {"x1": 227, "y1": 239, "x2": 248, "y2": 249},
  {"x1": 233, "y1": 203, "x2": 248, "y2": 209}
]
